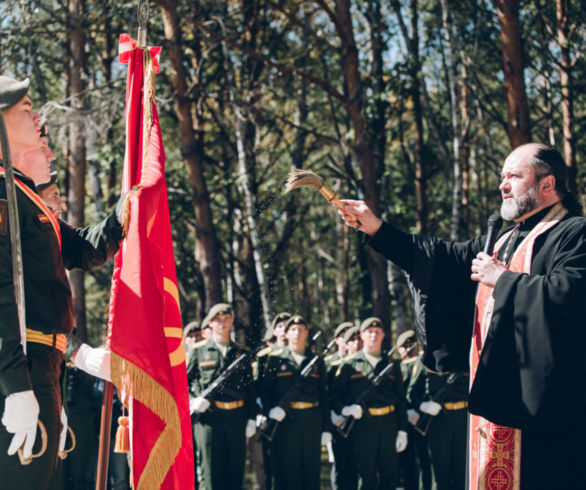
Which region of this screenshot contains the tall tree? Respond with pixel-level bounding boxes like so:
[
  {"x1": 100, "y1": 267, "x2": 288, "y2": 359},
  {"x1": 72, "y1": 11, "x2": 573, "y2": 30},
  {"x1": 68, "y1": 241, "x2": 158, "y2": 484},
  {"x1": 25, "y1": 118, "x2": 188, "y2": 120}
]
[
  {"x1": 67, "y1": 0, "x2": 88, "y2": 340},
  {"x1": 155, "y1": 0, "x2": 223, "y2": 311},
  {"x1": 494, "y1": 0, "x2": 531, "y2": 147}
]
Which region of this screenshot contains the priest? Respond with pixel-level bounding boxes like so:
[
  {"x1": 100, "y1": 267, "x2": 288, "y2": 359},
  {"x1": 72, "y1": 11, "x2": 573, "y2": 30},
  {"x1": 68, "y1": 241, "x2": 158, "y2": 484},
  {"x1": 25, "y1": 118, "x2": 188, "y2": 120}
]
[{"x1": 336, "y1": 143, "x2": 586, "y2": 490}]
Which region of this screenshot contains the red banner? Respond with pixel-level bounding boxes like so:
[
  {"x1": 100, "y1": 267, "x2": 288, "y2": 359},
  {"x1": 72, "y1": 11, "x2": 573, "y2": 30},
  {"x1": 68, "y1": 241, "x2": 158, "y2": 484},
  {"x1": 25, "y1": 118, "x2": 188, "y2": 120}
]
[{"x1": 107, "y1": 33, "x2": 194, "y2": 490}]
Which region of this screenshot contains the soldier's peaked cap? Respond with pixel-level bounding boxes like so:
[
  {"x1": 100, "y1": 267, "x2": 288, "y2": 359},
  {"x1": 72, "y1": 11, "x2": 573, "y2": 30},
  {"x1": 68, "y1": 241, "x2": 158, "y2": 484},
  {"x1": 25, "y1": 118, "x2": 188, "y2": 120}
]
[
  {"x1": 396, "y1": 329, "x2": 417, "y2": 348},
  {"x1": 205, "y1": 303, "x2": 233, "y2": 322},
  {"x1": 0, "y1": 76, "x2": 30, "y2": 112},
  {"x1": 285, "y1": 315, "x2": 306, "y2": 331},
  {"x1": 334, "y1": 321, "x2": 354, "y2": 338},
  {"x1": 360, "y1": 317, "x2": 384, "y2": 332},
  {"x1": 343, "y1": 326, "x2": 360, "y2": 343}
]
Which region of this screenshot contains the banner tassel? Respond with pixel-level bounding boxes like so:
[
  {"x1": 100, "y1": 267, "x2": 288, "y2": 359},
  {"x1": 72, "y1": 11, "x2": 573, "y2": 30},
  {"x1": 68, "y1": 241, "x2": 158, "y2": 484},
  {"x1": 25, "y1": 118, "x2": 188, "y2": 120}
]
[{"x1": 114, "y1": 413, "x2": 130, "y2": 453}]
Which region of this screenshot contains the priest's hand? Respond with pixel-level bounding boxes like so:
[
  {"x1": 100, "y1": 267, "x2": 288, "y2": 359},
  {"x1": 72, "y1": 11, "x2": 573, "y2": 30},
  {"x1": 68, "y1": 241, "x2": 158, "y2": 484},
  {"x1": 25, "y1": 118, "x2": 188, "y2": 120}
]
[
  {"x1": 471, "y1": 252, "x2": 507, "y2": 287},
  {"x1": 336, "y1": 199, "x2": 383, "y2": 236}
]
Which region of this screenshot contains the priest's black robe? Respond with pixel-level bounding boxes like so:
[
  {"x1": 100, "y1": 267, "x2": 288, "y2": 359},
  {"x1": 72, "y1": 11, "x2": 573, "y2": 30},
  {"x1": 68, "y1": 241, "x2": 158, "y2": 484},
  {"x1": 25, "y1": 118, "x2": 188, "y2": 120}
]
[{"x1": 368, "y1": 205, "x2": 586, "y2": 489}]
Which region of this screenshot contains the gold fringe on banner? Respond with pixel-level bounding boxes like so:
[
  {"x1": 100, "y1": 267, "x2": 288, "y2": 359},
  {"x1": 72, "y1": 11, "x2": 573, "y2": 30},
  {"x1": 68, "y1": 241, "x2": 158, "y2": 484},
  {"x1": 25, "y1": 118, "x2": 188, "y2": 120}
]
[{"x1": 111, "y1": 352, "x2": 182, "y2": 490}]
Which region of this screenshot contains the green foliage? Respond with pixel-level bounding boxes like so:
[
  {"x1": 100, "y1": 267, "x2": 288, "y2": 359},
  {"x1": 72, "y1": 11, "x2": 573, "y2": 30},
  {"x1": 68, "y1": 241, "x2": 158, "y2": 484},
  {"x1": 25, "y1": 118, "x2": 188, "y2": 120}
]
[{"x1": 2, "y1": 0, "x2": 586, "y2": 345}]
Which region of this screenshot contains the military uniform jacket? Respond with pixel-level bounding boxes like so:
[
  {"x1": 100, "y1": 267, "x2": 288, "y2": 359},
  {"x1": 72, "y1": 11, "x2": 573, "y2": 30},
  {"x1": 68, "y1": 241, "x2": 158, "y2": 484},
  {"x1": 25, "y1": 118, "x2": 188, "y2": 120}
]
[
  {"x1": 260, "y1": 346, "x2": 329, "y2": 427},
  {"x1": 407, "y1": 363, "x2": 469, "y2": 409},
  {"x1": 400, "y1": 354, "x2": 425, "y2": 410},
  {"x1": 0, "y1": 168, "x2": 123, "y2": 397},
  {"x1": 333, "y1": 350, "x2": 408, "y2": 430},
  {"x1": 186, "y1": 337, "x2": 256, "y2": 420}
]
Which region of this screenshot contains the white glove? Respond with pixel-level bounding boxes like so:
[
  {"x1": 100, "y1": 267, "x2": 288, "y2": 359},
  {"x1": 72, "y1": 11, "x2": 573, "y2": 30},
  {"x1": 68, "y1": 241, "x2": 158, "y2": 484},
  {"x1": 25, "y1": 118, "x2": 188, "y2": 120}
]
[
  {"x1": 341, "y1": 404, "x2": 363, "y2": 420},
  {"x1": 191, "y1": 396, "x2": 211, "y2": 414},
  {"x1": 246, "y1": 419, "x2": 256, "y2": 438},
  {"x1": 330, "y1": 410, "x2": 344, "y2": 428},
  {"x1": 2, "y1": 390, "x2": 40, "y2": 458},
  {"x1": 407, "y1": 408, "x2": 420, "y2": 425},
  {"x1": 256, "y1": 413, "x2": 267, "y2": 426},
  {"x1": 72, "y1": 344, "x2": 111, "y2": 381},
  {"x1": 321, "y1": 432, "x2": 332, "y2": 446},
  {"x1": 58, "y1": 406, "x2": 68, "y2": 452},
  {"x1": 419, "y1": 400, "x2": 442, "y2": 416},
  {"x1": 269, "y1": 406, "x2": 286, "y2": 421},
  {"x1": 395, "y1": 430, "x2": 408, "y2": 453}
]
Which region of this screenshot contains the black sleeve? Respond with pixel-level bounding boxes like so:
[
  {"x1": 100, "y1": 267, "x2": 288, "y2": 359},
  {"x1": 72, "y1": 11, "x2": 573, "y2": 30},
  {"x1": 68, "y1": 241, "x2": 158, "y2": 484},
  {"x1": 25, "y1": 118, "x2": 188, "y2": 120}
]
[{"x1": 60, "y1": 213, "x2": 123, "y2": 271}]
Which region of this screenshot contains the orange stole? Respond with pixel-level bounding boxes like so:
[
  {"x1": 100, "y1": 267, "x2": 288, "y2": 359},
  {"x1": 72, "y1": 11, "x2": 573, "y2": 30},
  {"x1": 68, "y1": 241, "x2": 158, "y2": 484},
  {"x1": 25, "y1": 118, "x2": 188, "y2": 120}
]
[
  {"x1": 0, "y1": 168, "x2": 61, "y2": 248},
  {"x1": 469, "y1": 203, "x2": 567, "y2": 490}
]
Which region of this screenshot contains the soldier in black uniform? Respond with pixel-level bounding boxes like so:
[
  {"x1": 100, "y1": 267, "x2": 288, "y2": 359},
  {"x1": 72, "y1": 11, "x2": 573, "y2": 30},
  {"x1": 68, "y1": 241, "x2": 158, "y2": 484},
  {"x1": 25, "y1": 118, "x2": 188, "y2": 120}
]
[
  {"x1": 397, "y1": 330, "x2": 432, "y2": 490},
  {"x1": 333, "y1": 317, "x2": 408, "y2": 490},
  {"x1": 326, "y1": 321, "x2": 356, "y2": 490},
  {"x1": 0, "y1": 76, "x2": 124, "y2": 490},
  {"x1": 260, "y1": 315, "x2": 330, "y2": 490},
  {"x1": 408, "y1": 362, "x2": 468, "y2": 490},
  {"x1": 187, "y1": 303, "x2": 256, "y2": 490},
  {"x1": 250, "y1": 311, "x2": 290, "y2": 490}
]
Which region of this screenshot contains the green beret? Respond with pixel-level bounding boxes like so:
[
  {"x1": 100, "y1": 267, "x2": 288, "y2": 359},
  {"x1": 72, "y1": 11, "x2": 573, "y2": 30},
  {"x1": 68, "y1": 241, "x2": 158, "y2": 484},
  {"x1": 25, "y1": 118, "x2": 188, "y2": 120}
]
[
  {"x1": 396, "y1": 329, "x2": 417, "y2": 348},
  {"x1": 264, "y1": 311, "x2": 291, "y2": 341},
  {"x1": 183, "y1": 321, "x2": 200, "y2": 338},
  {"x1": 204, "y1": 303, "x2": 233, "y2": 324},
  {"x1": 343, "y1": 326, "x2": 360, "y2": 343},
  {"x1": 334, "y1": 321, "x2": 354, "y2": 338},
  {"x1": 285, "y1": 315, "x2": 306, "y2": 331},
  {"x1": 37, "y1": 171, "x2": 58, "y2": 192},
  {"x1": 360, "y1": 317, "x2": 384, "y2": 332},
  {"x1": 0, "y1": 76, "x2": 30, "y2": 112}
]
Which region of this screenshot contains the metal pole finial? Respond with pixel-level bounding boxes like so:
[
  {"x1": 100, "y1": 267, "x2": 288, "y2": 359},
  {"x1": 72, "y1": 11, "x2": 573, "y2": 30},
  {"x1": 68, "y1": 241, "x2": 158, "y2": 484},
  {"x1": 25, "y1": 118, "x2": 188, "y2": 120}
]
[{"x1": 137, "y1": 0, "x2": 150, "y2": 47}]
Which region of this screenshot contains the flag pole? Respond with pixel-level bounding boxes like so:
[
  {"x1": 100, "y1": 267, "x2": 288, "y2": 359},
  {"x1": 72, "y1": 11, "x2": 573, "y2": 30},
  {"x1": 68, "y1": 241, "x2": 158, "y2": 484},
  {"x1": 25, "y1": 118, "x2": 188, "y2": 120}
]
[
  {"x1": 95, "y1": 4, "x2": 150, "y2": 489},
  {"x1": 95, "y1": 380, "x2": 114, "y2": 490}
]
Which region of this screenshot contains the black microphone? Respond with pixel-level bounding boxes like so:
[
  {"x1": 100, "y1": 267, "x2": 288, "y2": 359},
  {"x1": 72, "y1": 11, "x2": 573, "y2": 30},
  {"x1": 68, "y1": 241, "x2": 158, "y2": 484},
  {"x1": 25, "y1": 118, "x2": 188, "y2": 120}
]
[{"x1": 482, "y1": 214, "x2": 503, "y2": 255}]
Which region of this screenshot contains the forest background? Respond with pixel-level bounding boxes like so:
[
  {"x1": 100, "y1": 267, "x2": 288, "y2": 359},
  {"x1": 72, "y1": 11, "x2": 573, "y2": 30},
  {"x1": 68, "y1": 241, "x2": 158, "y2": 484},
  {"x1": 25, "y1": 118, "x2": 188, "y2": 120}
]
[{"x1": 1, "y1": 0, "x2": 584, "y2": 347}]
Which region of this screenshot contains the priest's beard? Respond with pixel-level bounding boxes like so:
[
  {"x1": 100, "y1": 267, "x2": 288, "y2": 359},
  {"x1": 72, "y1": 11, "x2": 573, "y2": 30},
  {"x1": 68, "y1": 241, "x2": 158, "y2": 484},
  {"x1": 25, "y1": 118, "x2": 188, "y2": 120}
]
[{"x1": 501, "y1": 182, "x2": 540, "y2": 221}]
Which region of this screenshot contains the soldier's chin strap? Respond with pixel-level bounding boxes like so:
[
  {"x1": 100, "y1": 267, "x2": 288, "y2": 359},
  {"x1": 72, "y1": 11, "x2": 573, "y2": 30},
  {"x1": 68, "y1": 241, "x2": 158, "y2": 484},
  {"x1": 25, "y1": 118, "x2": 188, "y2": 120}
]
[{"x1": 0, "y1": 113, "x2": 27, "y2": 353}]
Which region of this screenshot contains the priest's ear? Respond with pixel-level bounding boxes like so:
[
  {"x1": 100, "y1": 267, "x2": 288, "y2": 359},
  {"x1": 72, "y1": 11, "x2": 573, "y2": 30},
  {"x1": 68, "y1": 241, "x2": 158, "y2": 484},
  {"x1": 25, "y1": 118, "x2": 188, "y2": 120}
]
[{"x1": 539, "y1": 174, "x2": 556, "y2": 195}]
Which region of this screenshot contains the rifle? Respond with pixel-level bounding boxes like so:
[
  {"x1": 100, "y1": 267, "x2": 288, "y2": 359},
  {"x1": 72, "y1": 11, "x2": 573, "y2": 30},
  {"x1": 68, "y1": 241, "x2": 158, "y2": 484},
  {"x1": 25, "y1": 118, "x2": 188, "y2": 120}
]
[
  {"x1": 256, "y1": 332, "x2": 334, "y2": 442},
  {"x1": 414, "y1": 373, "x2": 460, "y2": 436},
  {"x1": 335, "y1": 345, "x2": 400, "y2": 438},
  {"x1": 191, "y1": 345, "x2": 261, "y2": 423}
]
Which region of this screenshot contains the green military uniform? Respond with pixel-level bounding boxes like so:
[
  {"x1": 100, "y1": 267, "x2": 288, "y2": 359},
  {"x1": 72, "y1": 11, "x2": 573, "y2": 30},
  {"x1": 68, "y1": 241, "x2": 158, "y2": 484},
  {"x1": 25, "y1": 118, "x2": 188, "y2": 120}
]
[
  {"x1": 0, "y1": 166, "x2": 123, "y2": 490},
  {"x1": 261, "y1": 345, "x2": 329, "y2": 490},
  {"x1": 333, "y1": 350, "x2": 408, "y2": 490},
  {"x1": 187, "y1": 337, "x2": 255, "y2": 490},
  {"x1": 400, "y1": 353, "x2": 432, "y2": 490},
  {"x1": 408, "y1": 365, "x2": 468, "y2": 490}
]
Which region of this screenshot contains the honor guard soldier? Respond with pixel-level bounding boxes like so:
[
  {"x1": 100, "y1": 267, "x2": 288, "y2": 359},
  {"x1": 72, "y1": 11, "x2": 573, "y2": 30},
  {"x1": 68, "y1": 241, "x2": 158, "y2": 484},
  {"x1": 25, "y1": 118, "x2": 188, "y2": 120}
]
[
  {"x1": 397, "y1": 330, "x2": 432, "y2": 490},
  {"x1": 187, "y1": 303, "x2": 256, "y2": 490},
  {"x1": 333, "y1": 317, "x2": 409, "y2": 490},
  {"x1": 327, "y1": 321, "x2": 357, "y2": 490},
  {"x1": 408, "y1": 359, "x2": 468, "y2": 490},
  {"x1": 0, "y1": 77, "x2": 124, "y2": 489},
  {"x1": 260, "y1": 315, "x2": 330, "y2": 490},
  {"x1": 250, "y1": 311, "x2": 290, "y2": 490}
]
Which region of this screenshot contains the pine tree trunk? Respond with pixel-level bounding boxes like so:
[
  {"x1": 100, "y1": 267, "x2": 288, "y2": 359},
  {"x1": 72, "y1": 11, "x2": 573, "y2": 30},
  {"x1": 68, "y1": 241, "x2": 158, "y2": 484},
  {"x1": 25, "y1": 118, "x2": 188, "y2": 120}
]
[
  {"x1": 67, "y1": 0, "x2": 87, "y2": 340},
  {"x1": 494, "y1": 0, "x2": 531, "y2": 148}
]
